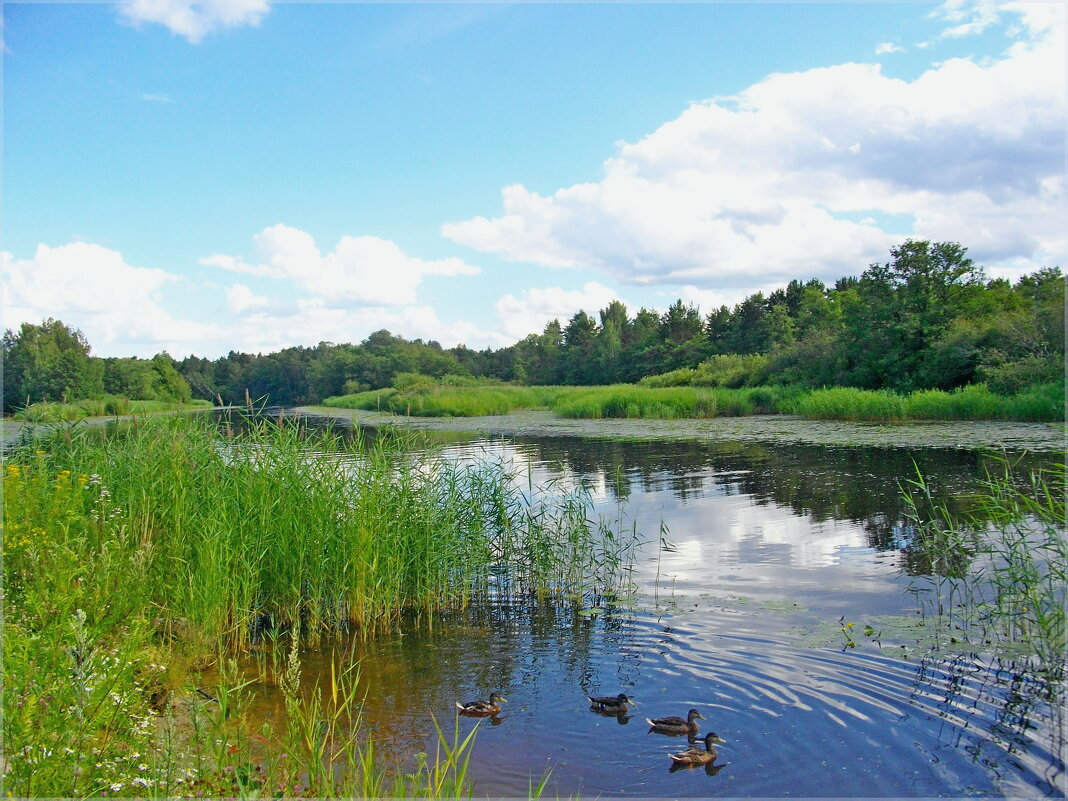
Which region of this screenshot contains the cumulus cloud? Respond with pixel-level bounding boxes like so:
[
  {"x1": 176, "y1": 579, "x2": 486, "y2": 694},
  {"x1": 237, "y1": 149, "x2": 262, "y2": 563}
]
[
  {"x1": 225, "y1": 283, "x2": 269, "y2": 314},
  {"x1": 1, "y1": 239, "x2": 503, "y2": 358},
  {"x1": 1, "y1": 242, "x2": 220, "y2": 357},
  {"x1": 117, "y1": 0, "x2": 270, "y2": 43},
  {"x1": 202, "y1": 224, "x2": 482, "y2": 307},
  {"x1": 493, "y1": 281, "x2": 620, "y2": 341},
  {"x1": 443, "y1": 4, "x2": 1064, "y2": 289},
  {"x1": 875, "y1": 42, "x2": 905, "y2": 54}
]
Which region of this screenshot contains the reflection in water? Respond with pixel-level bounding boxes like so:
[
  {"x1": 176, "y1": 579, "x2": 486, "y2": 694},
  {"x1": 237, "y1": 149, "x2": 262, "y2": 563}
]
[{"x1": 228, "y1": 417, "x2": 1063, "y2": 797}]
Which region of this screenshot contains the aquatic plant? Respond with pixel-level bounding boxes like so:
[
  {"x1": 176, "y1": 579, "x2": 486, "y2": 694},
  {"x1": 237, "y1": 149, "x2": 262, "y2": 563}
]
[
  {"x1": 4, "y1": 413, "x2": 613, "y2": 796},
  {"x1": 903, "y1": 459, "x2": 1066, "y2": 687}
]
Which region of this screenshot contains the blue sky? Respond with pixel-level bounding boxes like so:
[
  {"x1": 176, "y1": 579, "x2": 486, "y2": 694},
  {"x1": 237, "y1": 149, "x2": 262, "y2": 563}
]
[{"x1": 3, "y1": 1, "x2": 1064, "y2": 358}]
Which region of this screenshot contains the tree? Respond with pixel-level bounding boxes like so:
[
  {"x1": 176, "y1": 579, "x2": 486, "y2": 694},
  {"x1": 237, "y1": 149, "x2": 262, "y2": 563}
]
[
  {"x1": 560, "y1": 311, "x2": 598, "y2": 384},
  {"x1": 2, "y1": 319, "x2": 103, "y2": 412}
]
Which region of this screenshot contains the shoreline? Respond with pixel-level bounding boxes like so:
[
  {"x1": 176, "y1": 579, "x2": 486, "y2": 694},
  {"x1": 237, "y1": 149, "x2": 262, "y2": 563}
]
[{"x1": 293, "y1": 405, "x2": 1067, "y2": 452}]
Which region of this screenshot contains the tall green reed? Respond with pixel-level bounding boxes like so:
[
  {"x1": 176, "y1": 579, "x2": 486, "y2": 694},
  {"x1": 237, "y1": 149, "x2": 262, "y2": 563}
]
[
  {"x1": 903, "y1": 459, "x2": 1066, "y2": 688},
  {"x1": 11, "y1": 412, "x2": 634, "y2": 651}
]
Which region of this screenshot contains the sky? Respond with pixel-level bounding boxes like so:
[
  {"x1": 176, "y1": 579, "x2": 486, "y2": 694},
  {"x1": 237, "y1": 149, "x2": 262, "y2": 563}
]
[{"x1": 2, "y1": 0, "x2": 1065, "y2": 359}]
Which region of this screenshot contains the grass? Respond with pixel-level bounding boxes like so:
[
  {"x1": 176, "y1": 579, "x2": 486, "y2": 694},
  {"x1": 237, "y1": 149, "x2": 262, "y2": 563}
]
[
  {"x1": 324, "y1": 384, "x2": 561, "y2": 417},
  {"x1": 902, "y1": 459, "x2": 1066, "y2": 688},
  {"x1": 790, "y1": 383, "x2": 1064, "y2": 423},
  {"x1": 2, "y1": 413, "x2": 625, "y2": 796},
  {"x1": 12, "y1": 396, "x2": 213, "y2": 422},
  {"x1": 328, "y1": 379, "x2": 1060, "y2": 423}
]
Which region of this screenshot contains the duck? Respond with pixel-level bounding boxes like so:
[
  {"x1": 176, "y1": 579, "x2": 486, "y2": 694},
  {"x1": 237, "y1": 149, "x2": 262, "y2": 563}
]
[
  {"x1": 456, "y1": 692, "x2": 507, "y2": 716},
  {"x1": 668, "y1": 731, "x2": 726, "y2": 766},
  {"x1": 646, "y1": 708, "x2": 706, "y2": 736},
  {"x1": 588, "y1": 693, "x2": 636, "y2": 714}
]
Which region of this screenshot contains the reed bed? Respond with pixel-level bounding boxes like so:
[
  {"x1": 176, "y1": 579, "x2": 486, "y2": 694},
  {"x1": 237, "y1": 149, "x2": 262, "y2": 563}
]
[
  {"x1": 324, "y1": 384, "x2": 560, "y2": 417},
  {"x1": 7, "y1": 413, "x2": 630, "y2": 648},
  {"x1": 546, "y1": 384, "x2": 793, "y2": 419},
  {"x1": 903, "y1": 460, "x2": 1066, "y2": 689},
  {"x1": 3, "y1": 412, "x2": 618, "y2": 796},
  {"x1": 13, "y1": 396, "x2": 213, "y2": 422},
  {"x1": 794, "y1": 383, "x2": 1064, "y2": 423},
  {"x1": 326, "y1": 379, "x2": 1058, "y2": 422}
]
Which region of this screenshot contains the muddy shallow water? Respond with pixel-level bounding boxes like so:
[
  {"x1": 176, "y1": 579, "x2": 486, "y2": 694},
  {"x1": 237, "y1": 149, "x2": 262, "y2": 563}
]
[{"x1": 232, "y1": 413, "x2": 1065, "y2": 798}]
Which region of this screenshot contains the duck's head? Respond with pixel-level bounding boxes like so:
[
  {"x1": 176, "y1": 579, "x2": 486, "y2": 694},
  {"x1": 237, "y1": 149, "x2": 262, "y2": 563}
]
[
  {"x1": 687, "y1": 709, "x2": 707, "y2": 722},
  {"x1": 489, "y1": 692, "x2": 508, "y2": 704},
  {"x1": 615, "y1": 694, "x2": 636, "y2": 706},
  {"x1": 703, "y1": 731, "x2": 726, "y2": 748}
]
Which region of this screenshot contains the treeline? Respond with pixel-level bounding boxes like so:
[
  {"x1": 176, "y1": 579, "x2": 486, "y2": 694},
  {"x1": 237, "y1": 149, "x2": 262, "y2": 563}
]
[
  {"x1": 3, "y1": 241, "x2": 1063, "y2": 413},
  {"x1": 2, "y1": 319, "x2": 192, "y2": 414},
  {"x1": 177, "y1": 241, "x2": 1062, "y2": 406}
]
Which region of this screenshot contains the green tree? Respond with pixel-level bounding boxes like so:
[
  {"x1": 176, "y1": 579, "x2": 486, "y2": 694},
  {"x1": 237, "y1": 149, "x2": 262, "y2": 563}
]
[
  {"x1": 2, "y1": 319, "x2": 104, "y2": 412},
  {"x1": 560, "y1": 311, "x2": 598, "y2": 384}
]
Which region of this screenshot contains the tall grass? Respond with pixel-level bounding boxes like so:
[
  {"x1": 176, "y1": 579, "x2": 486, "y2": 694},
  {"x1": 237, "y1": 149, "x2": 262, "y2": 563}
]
[
  {"x1": 903, "y1": 460, "x2": 1066, "y2": 688},
  {"x1": 13, "y1": 396, "x2": 213, "y2": 422},
  {"x1": 7, "y1": 414, "x2": 630, "y2": 649},
  {"x1": 3, "y1": 413, "x2": 613, "y2": 796},
  {"x1": 324, "y1": 384, "x2": 563, "y2": 417},
  {"x1": 548, "y1": 384, "x2": 794, "y2": 419},
  {"x1": 791, "y1": 383, "x2": 1065, "y2": 423}
]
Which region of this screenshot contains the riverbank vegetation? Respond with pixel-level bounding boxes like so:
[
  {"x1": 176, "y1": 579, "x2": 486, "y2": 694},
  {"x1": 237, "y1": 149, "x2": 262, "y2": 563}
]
[
  {"x1": 2, "y1": 414, "x2": 627, "y2": 796},
  {"x1": 12, "y1": 396, "x2": 213, "y2": 422},
  {"x1": 902, "y1": 461, "x2": 1066, "y2": 688},
  {"x1": 324, "y1": 377, "x2": 1061, "y2": 422},
  {"x1": 5, "y1": 242, "x2": 1063, "y2": 422}
]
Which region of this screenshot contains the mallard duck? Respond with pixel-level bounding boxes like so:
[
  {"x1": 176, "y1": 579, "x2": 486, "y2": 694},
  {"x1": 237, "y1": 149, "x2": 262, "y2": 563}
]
[
  {"x1": 669, "y1": 731, "x2": 726, "y2": 766},
  {"x1": 588, "y1": 693, "x2": 636, "y2": 714},
  {"x1": 646, "y1": 708, "x2": 706, "y2": 736},
  {"x1": 456, "y1": 692, "x2": 507, "y2": 716}
]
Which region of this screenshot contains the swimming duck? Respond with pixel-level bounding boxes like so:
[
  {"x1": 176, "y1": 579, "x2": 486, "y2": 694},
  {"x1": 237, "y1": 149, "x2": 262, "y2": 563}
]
[
  {"x1": 668, "y1": 731, "x2": 726, "y2": 766},
  {"x1": 646, "y1": 708, "x2": 706, "y2": 736},
  {"x1": 456, "y1": 692, "x2": 507, "y2": 716},
  {"x1": 588, "y1": 693, "x2": 636, "y2": 714}
]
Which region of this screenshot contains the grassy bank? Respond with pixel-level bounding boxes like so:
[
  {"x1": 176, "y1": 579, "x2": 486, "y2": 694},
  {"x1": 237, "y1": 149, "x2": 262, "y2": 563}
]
[
  {"x1": 2, "y1": 414, "x2": 626, "y2": 796},
  {"x1": 11, "y1": 396, "x2": 213, "y2": 423},
  {"x1": 791, "y1": 383, "x2": 1064, "y2": 423},
  {"x1": 325, "y1": 380, "x2": 1061, "y2": 423}
]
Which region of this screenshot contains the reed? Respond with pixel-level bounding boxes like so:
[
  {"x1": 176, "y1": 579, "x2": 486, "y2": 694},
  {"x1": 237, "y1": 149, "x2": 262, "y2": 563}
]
[
  {"x1": 3, "y1": 413, "x2": 622, "y2": 796},
  {"x1": 324, "y1": 383, "x2": 556, "y2": 417},
  {"x1": 795, "y1": 383, "x2": 1064, "y2": 423},
  {"x1": 13, "y1": 397, "x2": 212, "y2": 422},
  {"x1": 904, "y1": 460, "x2": 1066, "y2": 688},
  {"x1": 791, "y1": 387, "x2": 907, "y2": 422}
]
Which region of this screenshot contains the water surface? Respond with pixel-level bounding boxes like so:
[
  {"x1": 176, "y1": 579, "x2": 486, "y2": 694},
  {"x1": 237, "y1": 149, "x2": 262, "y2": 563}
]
[{"x1": 250, "y1": 418, "x2": 1064, "y2": 798}]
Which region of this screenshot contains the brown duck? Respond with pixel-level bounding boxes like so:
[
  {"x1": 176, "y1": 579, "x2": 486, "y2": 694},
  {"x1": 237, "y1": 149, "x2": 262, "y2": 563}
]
[
  {"x1": 669, "y1": 731, "x2": 726, "y2": 766},
  {"x1": 456, "y1": 692, "x2": 507, "y2": 716},
  {"x1": 646, "y1": 708, "x2": 706, "y2": 736}
]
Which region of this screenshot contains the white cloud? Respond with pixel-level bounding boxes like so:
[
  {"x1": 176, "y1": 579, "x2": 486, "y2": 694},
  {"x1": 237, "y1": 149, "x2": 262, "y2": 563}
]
[
  {"x1": 493, "y1": 281, "x2": 620, "y2": 341},
  {"x1": 203, "y1": 224, "x2": 482, "y2": 307},
  {"x1": 140, "y1": 92, "x2": 174, "y2": 103},
  {"x1": 929, "y1": 0, "x2": 1003, "y2": 38},
  {"x1": 443, "y1": 5, "x2": 1064, "y2": 290},
  {"x1": 117, "y1": 0, "x2": 270, "y2": 43},
  {"x1": 1, "y1": 242, "x2": 221, "y2": 357},
  {"x1": 1, "y1": 239, "x2": 504, "y2": 358},
  {"x1": 875, "y1": 42, "x2": 905, "y2": 54},
  {"x1": 225, "y1": 283, "x2": 269, "y2": 314}
]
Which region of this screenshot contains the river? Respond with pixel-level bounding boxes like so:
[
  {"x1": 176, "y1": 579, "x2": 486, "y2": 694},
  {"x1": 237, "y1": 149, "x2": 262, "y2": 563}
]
[{"x1": 224, "y1": 409, "x2": 1065, "y2": 798}]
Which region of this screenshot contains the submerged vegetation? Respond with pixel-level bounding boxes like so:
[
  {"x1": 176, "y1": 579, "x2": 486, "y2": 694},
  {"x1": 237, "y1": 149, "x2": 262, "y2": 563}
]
[{"x1": 2, "y1": 413, "x2": 632, "y2": 796}]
